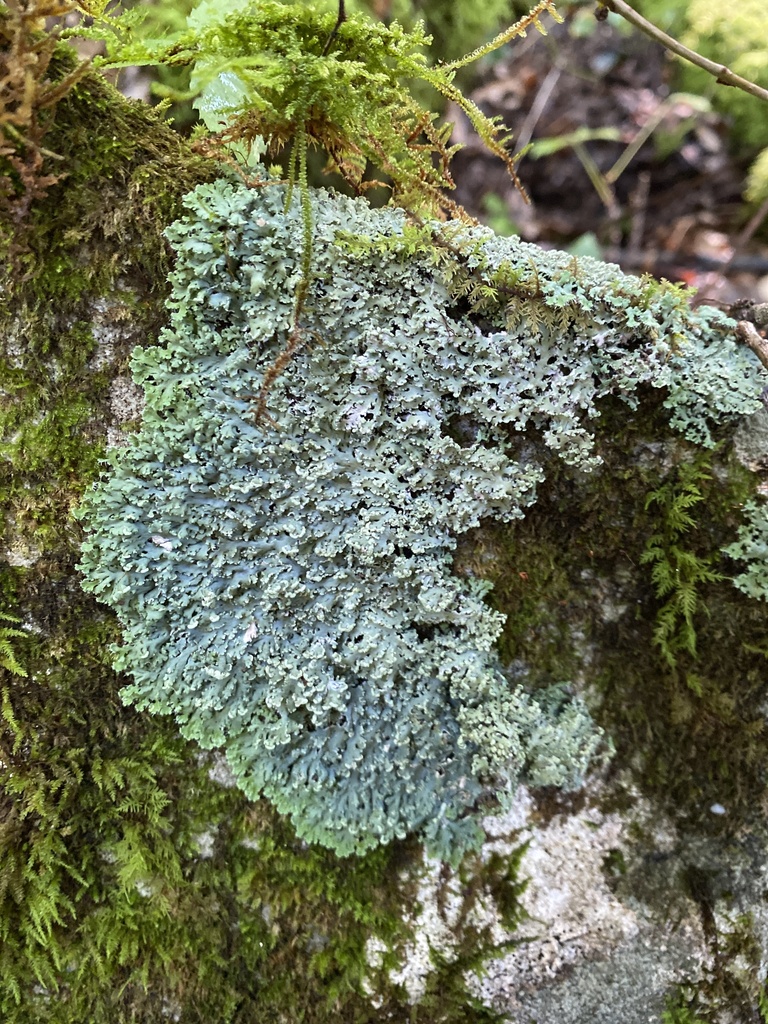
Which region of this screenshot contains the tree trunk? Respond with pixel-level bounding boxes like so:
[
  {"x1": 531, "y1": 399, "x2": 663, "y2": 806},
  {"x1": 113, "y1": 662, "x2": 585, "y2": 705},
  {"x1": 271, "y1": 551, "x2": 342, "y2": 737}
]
[{"x1": 3, "y1": 36, "x2": 768, "y2": 1024}]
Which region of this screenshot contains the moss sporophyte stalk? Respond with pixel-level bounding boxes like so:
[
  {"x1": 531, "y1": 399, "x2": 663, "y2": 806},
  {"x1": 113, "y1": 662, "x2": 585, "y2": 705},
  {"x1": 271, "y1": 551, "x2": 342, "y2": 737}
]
[{"x1": 76, "y1": 174, "x2": 766, "y2": 861}]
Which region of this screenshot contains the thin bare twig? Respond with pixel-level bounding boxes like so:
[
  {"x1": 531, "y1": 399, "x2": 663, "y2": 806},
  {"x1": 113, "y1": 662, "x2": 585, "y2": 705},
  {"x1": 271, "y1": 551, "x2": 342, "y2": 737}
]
[
  {"x1": 735, "y1": 196, "x2": 768, "y2": 250},
  {"x1": 602, "y1": 247, "x2": 768, "y2": 275},
  {"x1": 514, "y1": 65, "x2": 560, "y2": 155},
  {"x1": 598, "y1": 0, "x2": 768, "y2": 105},
  {"x1": 736, "y1": 321, "x2": 768, "y2": 372},
  {"x1": 321, "y1": 0, "x2": 346, "y2": 56}
]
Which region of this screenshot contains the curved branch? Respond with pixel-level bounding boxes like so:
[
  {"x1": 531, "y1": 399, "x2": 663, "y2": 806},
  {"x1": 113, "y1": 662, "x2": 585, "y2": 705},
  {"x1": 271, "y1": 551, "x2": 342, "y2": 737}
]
[
  {"x1": 321, "y1": 0, "x2": 346, "y2": 55},
  {"x1": 736, "y1": 320, "x2": 768, "y2": 372},
  {"x1": 599, "y1": 0, "x2": 768, "y2": 105}
]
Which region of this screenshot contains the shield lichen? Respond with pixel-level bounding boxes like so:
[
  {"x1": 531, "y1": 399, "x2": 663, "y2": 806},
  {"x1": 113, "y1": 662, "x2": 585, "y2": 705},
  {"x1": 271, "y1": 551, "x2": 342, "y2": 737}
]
[{"x1": 76, "y1": 175, "x2": 765, "y2": 861}]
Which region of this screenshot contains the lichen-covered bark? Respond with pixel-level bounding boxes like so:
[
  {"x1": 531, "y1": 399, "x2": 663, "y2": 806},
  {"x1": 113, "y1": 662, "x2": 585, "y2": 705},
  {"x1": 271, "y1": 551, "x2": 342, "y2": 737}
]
[
  {"x1": 3, "y1": 33, "x2": 768, "y2": 1024},
  {"x1": 1, "y1": 47, "x2": 490, "y2": 1024}
]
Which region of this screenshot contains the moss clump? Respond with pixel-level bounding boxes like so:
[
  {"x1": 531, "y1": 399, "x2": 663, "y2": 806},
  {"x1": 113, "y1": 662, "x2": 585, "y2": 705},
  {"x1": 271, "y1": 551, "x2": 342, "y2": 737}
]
[{"x1": 79, "y1": 0, "x2": 562, "y2": 215}]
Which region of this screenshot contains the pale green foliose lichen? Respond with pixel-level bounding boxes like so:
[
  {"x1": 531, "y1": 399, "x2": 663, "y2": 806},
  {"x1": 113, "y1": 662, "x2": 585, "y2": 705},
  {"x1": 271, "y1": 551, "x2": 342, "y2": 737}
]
[
  {"x1": 724, "y1": 500, "x2": 768, "y2": 599},
  {"x1": 76, "y1": 176, "x2": 764, "y2": 860}
]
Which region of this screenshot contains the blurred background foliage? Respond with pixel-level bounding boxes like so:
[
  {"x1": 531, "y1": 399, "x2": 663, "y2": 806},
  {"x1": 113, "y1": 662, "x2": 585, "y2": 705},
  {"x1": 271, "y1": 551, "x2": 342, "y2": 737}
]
[
  {"x1": 104, "y1": 0, "x2": 768, "y2": 236},
  {"x1": 643, "y1": 0, "x2": 768, "y2": 201}
]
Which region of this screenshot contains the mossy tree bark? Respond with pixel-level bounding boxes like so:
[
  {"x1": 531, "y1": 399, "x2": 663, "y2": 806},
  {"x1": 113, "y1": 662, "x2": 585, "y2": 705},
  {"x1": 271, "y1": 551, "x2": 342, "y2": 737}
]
[{"x1": 4, "y1": 34, "x2": 768, "y2": 1024}]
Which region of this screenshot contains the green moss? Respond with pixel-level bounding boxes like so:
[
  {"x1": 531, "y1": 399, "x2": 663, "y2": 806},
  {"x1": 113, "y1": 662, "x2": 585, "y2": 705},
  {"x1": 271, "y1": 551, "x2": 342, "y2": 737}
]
[
  {"x1": 639, "y1": 451, "x2": 725, "y2": 679},
  {"x1": 662, "y1": 990, "x2": 710, "y2": 1024},
  {"x1": 1, "y1": 322, "x2": 104, "y2": 547},
  {"x1": 0, "y1": 45, "x2": 218, "y2": 558},
  {"x1": 466, "y1": 527, "x2": 581, "y2": 686},
  {"x1": 82, "y1": 0, "x2": 561, "y2": 217},
  {"x1": 596, "y1": 449, "x2": 767, "y2": 829},
  {"x1": 0, "y1": 613, "x2": 26, "y2": 677},
  {"x1": 12, "y1": 51, "x2": 215, "y2": 302},
  {"x1": 760, "y1": 982, "x2": 768, "y2": 1023}
]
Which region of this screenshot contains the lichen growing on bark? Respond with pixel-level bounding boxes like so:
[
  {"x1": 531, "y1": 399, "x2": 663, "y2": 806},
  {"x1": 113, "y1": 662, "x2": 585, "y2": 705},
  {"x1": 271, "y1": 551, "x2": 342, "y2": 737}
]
[
  {"x1": 5, "y1": 18, "x2": 768, "y2": 1022},
  {"x1": 76, "y1": 174, "x2": 765, "y2": 862}
]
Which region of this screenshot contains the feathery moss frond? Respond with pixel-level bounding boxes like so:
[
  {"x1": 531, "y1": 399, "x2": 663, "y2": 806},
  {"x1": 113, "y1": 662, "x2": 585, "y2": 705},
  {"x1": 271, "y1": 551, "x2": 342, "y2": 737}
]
[
  {"x1": 640, "y1": 458, "x2": 724, "y2": 676},
  {"x1": 72, "y1": 0, "x2": 560, "y2": 218},
  {"x1": 0, "y1": 615, "x2": 27, "y2": 678}
]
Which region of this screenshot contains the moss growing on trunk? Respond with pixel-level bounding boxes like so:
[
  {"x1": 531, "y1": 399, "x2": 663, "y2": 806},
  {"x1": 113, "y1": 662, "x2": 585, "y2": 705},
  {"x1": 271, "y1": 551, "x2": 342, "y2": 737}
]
[{"x1": 4, "y1": 16, "x2": 768, "y2": 1024}]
